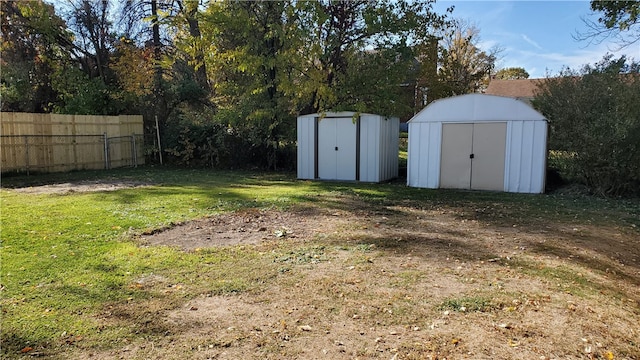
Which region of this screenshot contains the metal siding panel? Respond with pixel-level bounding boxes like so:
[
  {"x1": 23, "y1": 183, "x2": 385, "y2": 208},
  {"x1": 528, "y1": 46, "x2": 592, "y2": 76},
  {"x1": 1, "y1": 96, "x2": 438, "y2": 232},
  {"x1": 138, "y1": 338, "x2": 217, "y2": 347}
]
[
  {"x1": 421, "y1": 124, "x2": 430, "y2": 187},
  {"x1": 369, "y1": 116, "x2": 380, "y2": 182},
  {"x1": 506, "y1": 120, "x2": 547, "y2": 193},
  {"x1": 307, "y1": 117, "x2": 315, "y2": 179},
  {"x1": 359, "y1": 116, "x2": 372, "y2": 182},
  {"x1": 387, "y1": 117, "x2": 399, "y2": 181},
  {"x1": 407, "y1": 123, "x2": 418, "y2": 186},
  {"x1": 297, "y1": 117, "x2": 314, "y2": 179},
  {"x1": 521, "y1": 121, "x2": 535, "y2": 192},
  {"x1": 380, "y1": 118, "x2": 386, "y2": 182},
  {"x1": 371, "y1": 116, "x2": 381, "y2": 182},
  {"x1": 504, "y1": 121, "x2": 513, "y2": 191},
  {"x1": 408, "y1": 122, "x2": 440, "y2": 188},
  {"x1": 418, "y1": 124, "x2": 430, "y2": 187},
  {"x1": 530, "y1": 121, "x2": 548, "y2": 193},
  {"x1": 376, "y1": 116, "x2": 384, "y2": 182},
  {"x1": 511, "y1": 122, "x2": 524, "y2": 191},
  {"x1": 428, "y1": 122, "x2": 442, "y2": 188},
  {"x1": 297, "y1": 117, "x2": 303, "y2": 178}
]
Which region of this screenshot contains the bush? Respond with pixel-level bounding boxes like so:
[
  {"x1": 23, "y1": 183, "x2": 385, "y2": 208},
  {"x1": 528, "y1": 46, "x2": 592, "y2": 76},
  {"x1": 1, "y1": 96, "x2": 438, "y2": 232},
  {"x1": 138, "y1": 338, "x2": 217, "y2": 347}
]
[
  {"x1": 162, "y1": 107, "x2": 296, "y2": 170},
  {"x1": 533, "y1": 55, "x2": 640, "y2": 197}
]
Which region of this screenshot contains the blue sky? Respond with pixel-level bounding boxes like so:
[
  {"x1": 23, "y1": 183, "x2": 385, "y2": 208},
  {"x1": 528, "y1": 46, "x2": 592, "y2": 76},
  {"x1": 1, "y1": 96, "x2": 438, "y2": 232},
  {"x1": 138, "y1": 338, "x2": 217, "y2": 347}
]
[{"x1": 434, "y1": 0, "x2": 640, "y2": 78}]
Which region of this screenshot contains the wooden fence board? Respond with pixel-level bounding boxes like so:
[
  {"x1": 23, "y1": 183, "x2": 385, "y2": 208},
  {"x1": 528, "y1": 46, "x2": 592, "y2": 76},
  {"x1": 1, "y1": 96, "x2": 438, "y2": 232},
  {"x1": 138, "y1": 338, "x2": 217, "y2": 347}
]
[{"x1": 1, "y1": 112, "x2": 144, "y2": 173}]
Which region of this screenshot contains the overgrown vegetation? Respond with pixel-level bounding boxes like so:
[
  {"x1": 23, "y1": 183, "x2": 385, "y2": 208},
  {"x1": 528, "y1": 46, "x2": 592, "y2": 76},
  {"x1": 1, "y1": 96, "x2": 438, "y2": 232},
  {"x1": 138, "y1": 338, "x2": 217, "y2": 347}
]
[
  {"x1": 2, "y1": 1, "x2": 519, "y2": 170},
  {"x1": 533, "y1": 55, "x2": 640, "y2": 197}
]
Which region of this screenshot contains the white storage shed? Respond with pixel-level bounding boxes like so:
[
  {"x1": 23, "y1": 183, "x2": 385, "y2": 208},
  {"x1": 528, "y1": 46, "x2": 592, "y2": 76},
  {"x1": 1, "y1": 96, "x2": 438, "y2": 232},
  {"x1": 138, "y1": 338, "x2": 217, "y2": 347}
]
[
  {"x1": 297, "y1": 112, "x2": 399, "y2": 182},
  {"x1": 407, "y1": 94, "x2": 548, "y2": 193}
]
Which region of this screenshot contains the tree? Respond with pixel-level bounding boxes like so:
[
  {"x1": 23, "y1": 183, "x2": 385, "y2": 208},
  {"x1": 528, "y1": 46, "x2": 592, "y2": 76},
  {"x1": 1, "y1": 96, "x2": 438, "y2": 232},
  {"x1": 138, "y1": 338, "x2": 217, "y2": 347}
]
[
  {"x1": 191, "y1": 0, "x2": 297, "y2": 169},
  {"x1": 494, "y1": 67, "x2": 530, "y2": 80},
  {"x1": 65, "y1": 0, "x2": 115, "y2": 82},
  {"x1": 435, "y1": 20, "x2": 501, "y2": 96},
  {"x1": 577, "y1": 0, "x2": 640, "y2": 48},
  {"x1": 292, "y1": 0, "x2": 448, "y2": 115},
  {"x1": 0, "y1": 0, "x2": 73, "y2": 112},
  {"x1": 532, "y1": 55, "x2": 640, "y2": 197},
  {"x1": 49, "y1": 0, "x2": 132, "y2": 115}
]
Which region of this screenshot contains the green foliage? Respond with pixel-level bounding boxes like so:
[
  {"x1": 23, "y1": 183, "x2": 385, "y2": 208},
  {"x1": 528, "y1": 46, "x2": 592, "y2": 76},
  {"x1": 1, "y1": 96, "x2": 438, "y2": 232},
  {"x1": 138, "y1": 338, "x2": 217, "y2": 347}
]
[
  {"x1": 51, "y1": 65, "x2": 124, "y2": 115},
  {"x1": 533, "y1": 55, "x2": 640, "y2": 197},
  {"x1": 580, "y1": 1, "x2": 640, "y2": 48},
  {"x1": 494, "y1": 67, "x2": 530, "y2": 80},
  {"x1": 2, "y1": 0, "x2": 448, "y2": 169},
  {"x1": 294, "y1": 0, "x2": 448, "y2": 114},
  {"x1": 163, "y1": 106, "x2": 230, "y2": 168},
  {"x1": 162, "y1": 106, "x2": 296, "y2": 170},
  {"x1": 0, "y1": 1, "x2": 72, "y2": 112},
  {"x1": 591, "y1": 0, "x2": 639, "y2": 31},
  {"x1": 435, "y1": 21, "x2": 500, "y2": 96}
]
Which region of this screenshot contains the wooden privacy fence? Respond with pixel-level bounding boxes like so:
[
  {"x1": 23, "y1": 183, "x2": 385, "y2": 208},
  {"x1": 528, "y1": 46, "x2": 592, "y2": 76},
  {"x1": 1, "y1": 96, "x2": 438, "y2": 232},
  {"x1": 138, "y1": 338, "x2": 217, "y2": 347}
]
[{"x1": 1, "y1": 112, "x2": 144, "y2": 174}]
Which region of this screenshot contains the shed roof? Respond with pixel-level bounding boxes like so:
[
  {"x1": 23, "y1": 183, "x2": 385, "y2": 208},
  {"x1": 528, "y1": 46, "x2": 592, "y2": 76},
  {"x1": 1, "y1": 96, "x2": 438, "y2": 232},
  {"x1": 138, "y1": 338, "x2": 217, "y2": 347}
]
[
  {"x1": 300, "y1": 111, "x2": 376, "y2": 118},
  {"x1": 408, "y1": 94, "x2": 546, "y2": 123}
]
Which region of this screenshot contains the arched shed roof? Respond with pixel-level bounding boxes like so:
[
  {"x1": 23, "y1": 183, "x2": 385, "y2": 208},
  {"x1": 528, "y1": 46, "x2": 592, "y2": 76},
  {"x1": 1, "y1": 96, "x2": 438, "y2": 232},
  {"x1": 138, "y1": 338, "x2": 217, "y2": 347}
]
[{"x1": 408, "y1": 94, "x2": 546, "y2": 123}]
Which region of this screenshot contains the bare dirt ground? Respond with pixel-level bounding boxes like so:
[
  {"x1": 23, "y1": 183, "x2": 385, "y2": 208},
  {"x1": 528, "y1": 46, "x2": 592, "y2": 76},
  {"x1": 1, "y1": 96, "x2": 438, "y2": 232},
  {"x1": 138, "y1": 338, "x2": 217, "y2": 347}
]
[
  {"x1": 94, "y1": 197, "x2": 639, "y2": 360},
  {"x1": 8, "y1": 179, "x2": 152, "y2": 194},
  {"x1": 11, "y1": 180, "x2": 638, "y2": 359}
]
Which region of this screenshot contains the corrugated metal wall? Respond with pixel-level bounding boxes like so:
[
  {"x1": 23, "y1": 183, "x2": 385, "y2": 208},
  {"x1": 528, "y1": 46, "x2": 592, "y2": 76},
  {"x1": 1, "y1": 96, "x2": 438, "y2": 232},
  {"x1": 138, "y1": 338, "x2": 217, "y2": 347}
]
[
  {"x1": 408, "y1": 120, "x2": 547, "y2": 193},
  {"x1": 296, "y1": 116, "x2": 315, "y2": 180},
  {"x1": 407, "y1": 122, "x2": 441, "y2": 188},
  {"x1": 359, "y1": 115, "x2": 399, "y2": 182},
  {"x1": 297, "y1": 113, "x2": 399, "y2": 183},
  {"x1": 504, "y1": 120, "x2": 548, "y2": 193},
  {"x1": 406, "y1": 94, "x2": 548, "y2": 194}
]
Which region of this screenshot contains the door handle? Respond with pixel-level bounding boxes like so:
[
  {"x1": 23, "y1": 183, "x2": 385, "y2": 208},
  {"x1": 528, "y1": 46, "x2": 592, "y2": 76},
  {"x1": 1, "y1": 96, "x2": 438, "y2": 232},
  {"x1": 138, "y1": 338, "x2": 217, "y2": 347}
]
[
  {"x1": 469, "y1": 153, "x2": 474, "y2": 159},
  {"x1": 335, "y1": 146, "x2": 339, "y2": 151}
]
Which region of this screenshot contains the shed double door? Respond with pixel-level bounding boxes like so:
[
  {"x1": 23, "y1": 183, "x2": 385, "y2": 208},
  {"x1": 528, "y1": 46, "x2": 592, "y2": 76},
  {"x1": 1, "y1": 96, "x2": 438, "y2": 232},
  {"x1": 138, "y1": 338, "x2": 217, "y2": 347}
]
[
  {"x1": 440, "y1": 122, "x2": 507, "y2": 191},
  {"x1": 317, "y1": 117, "x2": 357, "y2": 180}
]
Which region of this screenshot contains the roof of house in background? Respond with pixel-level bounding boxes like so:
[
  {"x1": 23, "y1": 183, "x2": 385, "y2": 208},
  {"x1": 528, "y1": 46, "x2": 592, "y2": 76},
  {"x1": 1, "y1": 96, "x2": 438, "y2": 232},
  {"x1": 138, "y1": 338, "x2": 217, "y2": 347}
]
[{"x1": 484, "y1": 78, "x2": 545, "y2": 99}]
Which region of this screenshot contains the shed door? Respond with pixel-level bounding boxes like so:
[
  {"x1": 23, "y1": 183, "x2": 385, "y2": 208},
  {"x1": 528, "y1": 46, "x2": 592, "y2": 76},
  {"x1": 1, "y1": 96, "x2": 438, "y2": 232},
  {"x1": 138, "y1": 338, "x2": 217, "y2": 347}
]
[
  {"x1": 440, "y1": 124, "x2": 473, "y2": 189},
  {"x1": 440, "y1": 122, "x2": 506, "y2": 190},
  {"x1": 471, "y1": 122, "x2": 506, "y2": 191},
  {"x1": 317, "y1": 117, "x2": 357, "y2": 180}
]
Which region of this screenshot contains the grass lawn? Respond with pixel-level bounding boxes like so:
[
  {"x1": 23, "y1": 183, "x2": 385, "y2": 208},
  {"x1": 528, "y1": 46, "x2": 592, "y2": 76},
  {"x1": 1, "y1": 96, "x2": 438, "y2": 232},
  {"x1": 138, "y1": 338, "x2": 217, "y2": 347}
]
[{"x1": 1, "y1": 167, "x2": 639, "y2": 359}]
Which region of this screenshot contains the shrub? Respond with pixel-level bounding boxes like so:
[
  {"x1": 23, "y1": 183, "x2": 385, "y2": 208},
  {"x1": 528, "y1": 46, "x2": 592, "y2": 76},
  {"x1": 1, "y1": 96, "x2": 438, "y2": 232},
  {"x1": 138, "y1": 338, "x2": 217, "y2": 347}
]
[{"x1": 533, "y1": 55, "x2": 640, "y2": 197}]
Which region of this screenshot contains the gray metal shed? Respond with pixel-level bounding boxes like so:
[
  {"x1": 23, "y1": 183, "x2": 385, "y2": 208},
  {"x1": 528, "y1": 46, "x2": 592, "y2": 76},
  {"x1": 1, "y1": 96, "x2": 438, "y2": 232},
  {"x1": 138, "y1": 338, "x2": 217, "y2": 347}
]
[
  {"x1": 297, "y1": 112, "x2": 399, "y2": 182},
  {"x1": 407, "y1": 94, "x2": 548, "y2": 193}
]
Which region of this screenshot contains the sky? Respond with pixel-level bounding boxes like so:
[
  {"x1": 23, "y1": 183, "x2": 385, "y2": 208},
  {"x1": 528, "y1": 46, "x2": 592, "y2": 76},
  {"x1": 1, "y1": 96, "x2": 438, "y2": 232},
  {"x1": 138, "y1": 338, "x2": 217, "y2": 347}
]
[{"x1": 434, "y1": 0, "x2": 640, "y2": 78}]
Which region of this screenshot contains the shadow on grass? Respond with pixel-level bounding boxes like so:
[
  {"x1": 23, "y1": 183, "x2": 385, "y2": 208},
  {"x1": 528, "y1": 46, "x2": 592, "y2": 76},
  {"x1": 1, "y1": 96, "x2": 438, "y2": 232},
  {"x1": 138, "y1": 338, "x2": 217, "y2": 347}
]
[{"x1": 290, "y1": 183, "x2": 640, "y2": 304}]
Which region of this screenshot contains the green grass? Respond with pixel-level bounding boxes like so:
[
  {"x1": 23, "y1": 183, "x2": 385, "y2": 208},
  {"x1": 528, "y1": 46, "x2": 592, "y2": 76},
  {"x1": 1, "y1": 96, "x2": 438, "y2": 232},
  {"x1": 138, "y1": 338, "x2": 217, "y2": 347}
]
[
  {"x1": 438, "y1": 296, "x2": 499, "y2": 313},
  {"x1": 1, "y1": 166, "x2": 638, "y2": 357}
]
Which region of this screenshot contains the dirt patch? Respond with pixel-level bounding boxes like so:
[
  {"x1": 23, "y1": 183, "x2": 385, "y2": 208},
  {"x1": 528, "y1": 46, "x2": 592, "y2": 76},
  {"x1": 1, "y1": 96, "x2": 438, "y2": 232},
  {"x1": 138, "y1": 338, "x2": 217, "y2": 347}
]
[
  {"x1": 7, "y1": 179, "x2": 152, "y2": 194},
  {"x1": 77, "y1": 201, "x2": 640, "y2": 360},
  {"x1": 139, "y1": 207, "x2": 351, "y2": 250}
]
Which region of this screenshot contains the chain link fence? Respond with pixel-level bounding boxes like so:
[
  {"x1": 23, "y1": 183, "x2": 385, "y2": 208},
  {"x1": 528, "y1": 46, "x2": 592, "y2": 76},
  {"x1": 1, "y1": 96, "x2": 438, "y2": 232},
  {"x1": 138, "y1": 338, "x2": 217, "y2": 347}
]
[{"x1": 1, "y1": 133, "x2": 144, "y2": 175}]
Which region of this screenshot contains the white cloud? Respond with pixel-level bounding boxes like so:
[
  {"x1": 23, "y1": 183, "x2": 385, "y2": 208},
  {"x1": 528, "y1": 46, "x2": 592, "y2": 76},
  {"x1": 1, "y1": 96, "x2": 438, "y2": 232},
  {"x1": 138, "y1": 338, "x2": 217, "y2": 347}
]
[
  {"x1": 521, "y1": 34, "x2": 543, "y2": 51},
  {"x1": 510, "y1": 40, "x2": 634, "y2": 78}
]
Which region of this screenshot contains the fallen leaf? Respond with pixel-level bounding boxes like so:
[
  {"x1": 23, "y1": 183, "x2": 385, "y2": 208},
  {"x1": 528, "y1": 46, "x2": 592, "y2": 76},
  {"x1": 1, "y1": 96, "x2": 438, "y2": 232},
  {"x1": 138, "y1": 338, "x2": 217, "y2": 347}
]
[
  {"x1": 451, "y1": 338, "x2": 460, "y2": 346},
  {"x1": 604, "y1": 351, "x2": 614, "y2": 360},
  {"x1": 20, "y1": 347, "x2": 33, "y2": 353}
]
